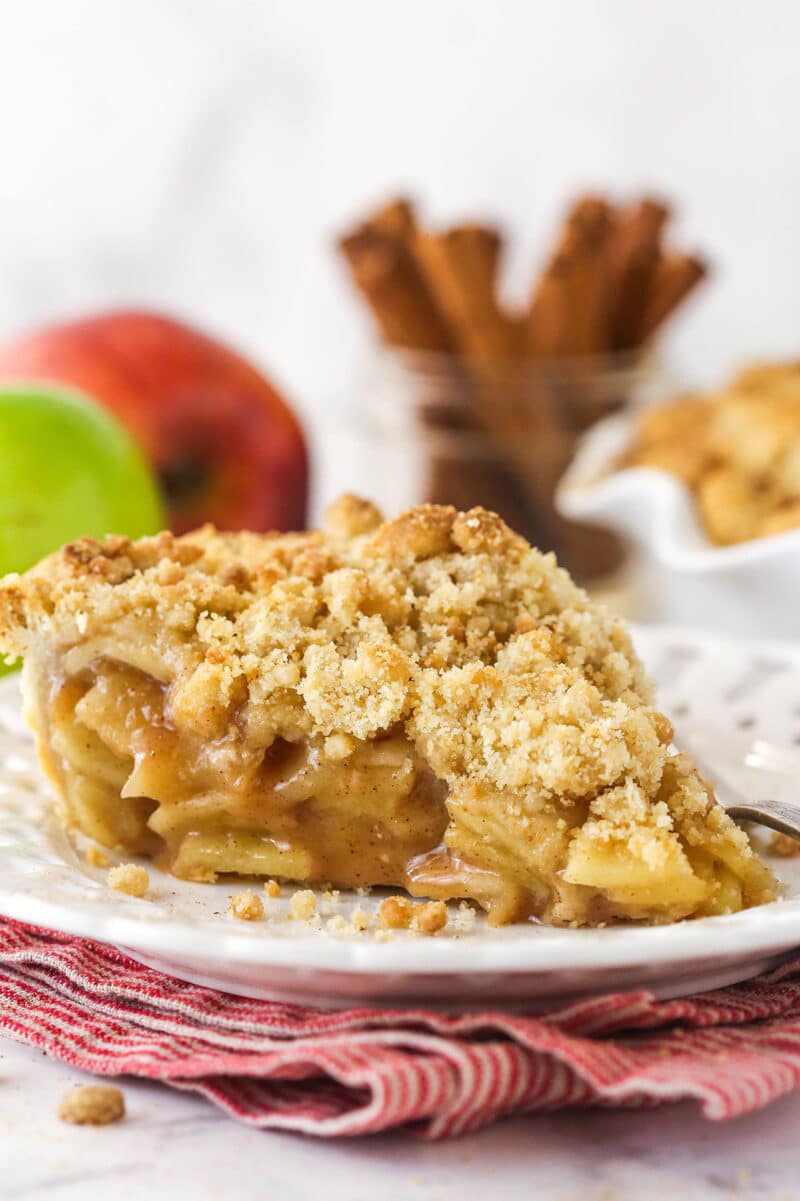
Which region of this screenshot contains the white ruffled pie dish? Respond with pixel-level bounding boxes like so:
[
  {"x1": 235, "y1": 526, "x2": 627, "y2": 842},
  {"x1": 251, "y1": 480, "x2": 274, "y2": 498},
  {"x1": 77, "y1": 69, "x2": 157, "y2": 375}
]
[
  {"x1": 2, "y1": 624, "x2": 800, "y2": 1010},
  {"x1": 557, "y1": 414, "x2": 800, "y2": 639}
]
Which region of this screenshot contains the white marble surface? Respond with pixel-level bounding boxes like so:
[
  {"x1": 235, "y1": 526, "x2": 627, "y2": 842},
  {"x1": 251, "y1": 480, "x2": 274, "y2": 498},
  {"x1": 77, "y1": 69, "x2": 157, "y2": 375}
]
[{"x1": 1, "y1": 1035, "x2": 799, "y2": 1201}]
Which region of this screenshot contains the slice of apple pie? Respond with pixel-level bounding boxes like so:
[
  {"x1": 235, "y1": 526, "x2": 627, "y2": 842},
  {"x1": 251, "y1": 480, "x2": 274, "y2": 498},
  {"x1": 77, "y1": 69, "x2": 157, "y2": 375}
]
[{"x1": 0, "y1": 495, "x2": 777, "y2": 926}]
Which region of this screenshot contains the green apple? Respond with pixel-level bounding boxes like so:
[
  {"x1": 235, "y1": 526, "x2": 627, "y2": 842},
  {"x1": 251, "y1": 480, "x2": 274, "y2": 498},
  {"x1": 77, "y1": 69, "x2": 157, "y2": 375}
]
[{"x1": 0, "y1": 385, "x2": 165, "y2": 670}]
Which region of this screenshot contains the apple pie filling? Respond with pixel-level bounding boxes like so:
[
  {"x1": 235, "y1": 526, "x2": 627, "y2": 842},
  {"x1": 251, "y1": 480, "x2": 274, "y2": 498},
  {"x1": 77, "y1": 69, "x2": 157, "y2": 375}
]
[
  {"x1": 1, "y1": 495, "x2": 778, "y2": 927},
  {"x1": 42, "y1": 658, "x2": 450, "y2": 888},
  {"x1": 26, "y1": 655, "x2": 565, "y2": 923}
]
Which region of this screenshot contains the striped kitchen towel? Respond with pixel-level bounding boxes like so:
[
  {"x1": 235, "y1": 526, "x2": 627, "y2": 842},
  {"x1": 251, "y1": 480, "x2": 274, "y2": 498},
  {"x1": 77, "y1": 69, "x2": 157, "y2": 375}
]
[{"x1": 1, "y1": 917, "x2": 800, "y2": 1138}]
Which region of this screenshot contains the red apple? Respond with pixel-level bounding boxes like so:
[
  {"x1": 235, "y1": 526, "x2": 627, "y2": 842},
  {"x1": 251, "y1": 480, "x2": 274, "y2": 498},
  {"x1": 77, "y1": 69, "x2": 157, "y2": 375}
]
[{"x1": 0, "y1": 311, "x2": 308, "y2": 534}]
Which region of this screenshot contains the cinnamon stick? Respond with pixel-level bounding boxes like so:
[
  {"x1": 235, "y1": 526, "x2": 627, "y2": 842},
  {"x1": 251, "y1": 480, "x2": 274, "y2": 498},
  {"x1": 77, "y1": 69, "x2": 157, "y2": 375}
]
[
  {"x1": 561, "y1": 196, "x2": 614, "y2": 355},
  {"x1": 526, "y1": 196, "x2": 613, "y2": 356},
  {"x1": 606, "y1": 197, "x2": 670, "y2": 349},
  {"x1": 639, "y1": 252, "x2": 708, "y2": 341},
  {"x1": 362, "y1": 196, "x2": 417, "y2": 240},
  {"x1": 414, "y1": 225, "x2": 519, "y2": 361},
  {"x1": 338, "y1": 228, "x2": 456, "y2": 352},
  {"x1": 526, "y1": 251, "x2": 572, "y2": 357}
]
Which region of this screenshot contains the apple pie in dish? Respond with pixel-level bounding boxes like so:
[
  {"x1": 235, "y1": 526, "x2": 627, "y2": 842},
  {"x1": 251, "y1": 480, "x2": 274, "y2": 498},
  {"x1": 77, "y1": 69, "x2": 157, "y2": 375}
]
[{"x1": 0, "y1": 495, "x2": 777, "y2": 926}]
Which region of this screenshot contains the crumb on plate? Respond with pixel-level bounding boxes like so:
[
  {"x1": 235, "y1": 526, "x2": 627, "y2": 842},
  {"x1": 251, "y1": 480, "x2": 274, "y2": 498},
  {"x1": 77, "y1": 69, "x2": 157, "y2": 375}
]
[
  {"x1": 350, "y1": 905, "x2": 370, "y2": 932},
  {"x1": 264, "y1": 879, "x2": 281, "y2": 898},
  {"x1": 290, "y1": 889, "x2": 317, "y2": 921},
  {"x1": 230, "y1": 890, "x2": 264, "y2": 921},
  {"x1": 107, "y1": 863, "x2": 149, "y2": 898},
  {"x1": 411, "y1": 900, "x2": 448, "y2": 935},
  {"x1": 378, "y1": 895, "x2": 413, "y2": 929}
]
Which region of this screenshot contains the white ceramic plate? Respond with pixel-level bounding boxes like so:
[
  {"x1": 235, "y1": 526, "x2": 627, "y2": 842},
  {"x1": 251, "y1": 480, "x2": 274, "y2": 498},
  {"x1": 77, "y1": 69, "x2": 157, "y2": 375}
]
[{"x1": 2, "y1": 625, "x2": 800, "y2": 1010}]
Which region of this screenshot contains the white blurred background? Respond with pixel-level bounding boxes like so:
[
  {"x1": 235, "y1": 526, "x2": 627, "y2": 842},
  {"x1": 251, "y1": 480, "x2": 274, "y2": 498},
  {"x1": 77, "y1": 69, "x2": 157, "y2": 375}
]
[{"x1": 1, "y1": 0, "x2": 798, "y2": 430}]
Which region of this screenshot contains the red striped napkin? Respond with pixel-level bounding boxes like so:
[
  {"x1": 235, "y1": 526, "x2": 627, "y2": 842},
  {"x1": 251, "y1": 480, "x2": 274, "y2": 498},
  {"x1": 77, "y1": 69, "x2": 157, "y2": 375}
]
[{"x1": 2, "y1": 917, "x2": 800, "y2": 1138}]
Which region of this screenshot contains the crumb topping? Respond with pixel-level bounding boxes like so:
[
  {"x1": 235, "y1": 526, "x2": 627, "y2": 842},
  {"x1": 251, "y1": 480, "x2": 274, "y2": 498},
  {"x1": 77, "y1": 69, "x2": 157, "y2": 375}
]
[{"x1": 0, "y1": 499, "x2": 657, "y2": 808}]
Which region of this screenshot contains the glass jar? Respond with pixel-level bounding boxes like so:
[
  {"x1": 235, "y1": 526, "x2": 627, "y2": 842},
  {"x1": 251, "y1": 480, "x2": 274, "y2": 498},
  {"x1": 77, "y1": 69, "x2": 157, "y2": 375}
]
[{"x1": 345, "y1": 347, "x2": 667, "y2": 583}]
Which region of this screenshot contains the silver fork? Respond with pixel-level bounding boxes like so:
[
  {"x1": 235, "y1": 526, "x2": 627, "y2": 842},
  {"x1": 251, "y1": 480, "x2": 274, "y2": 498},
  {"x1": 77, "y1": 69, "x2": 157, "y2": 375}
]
[{"x1": 688, "y1": 742, "x2": 800, "y2": 842}]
